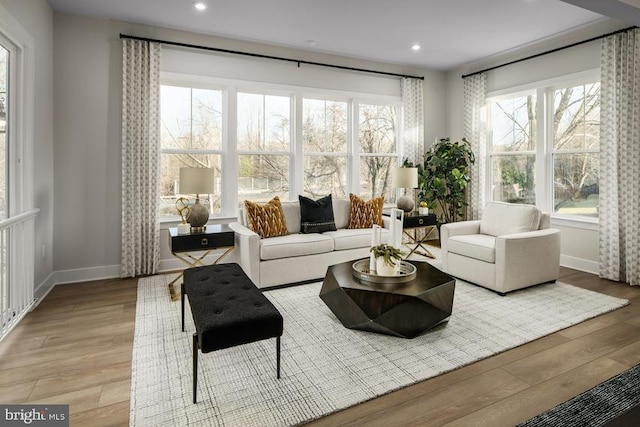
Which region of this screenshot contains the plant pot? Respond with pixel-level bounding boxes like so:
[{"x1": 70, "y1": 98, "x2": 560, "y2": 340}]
[{"x1": 376, "y1": 257, "x2": 398, "y2": 276}]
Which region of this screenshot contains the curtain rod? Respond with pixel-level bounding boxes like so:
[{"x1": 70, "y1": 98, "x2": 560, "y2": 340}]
[
  {"x1": 119, "y1": 33, "x2": 424, "y2": 81},
  {"x1": 462, "y1": 25, "x2": 637, "y2": 79}
]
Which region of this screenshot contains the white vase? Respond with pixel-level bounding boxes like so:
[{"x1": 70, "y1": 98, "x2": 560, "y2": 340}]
[
  {"x1": 376, "y1": 257, "x2": 397, "y2": 276},
  {"x1": 419, "y1": 207, "x2": 429, "y2": 215}
]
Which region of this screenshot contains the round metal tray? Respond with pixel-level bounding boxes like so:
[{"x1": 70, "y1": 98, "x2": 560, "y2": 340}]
[{"x1": 352, "y1": 258, "x2": 417, "y2": 284}]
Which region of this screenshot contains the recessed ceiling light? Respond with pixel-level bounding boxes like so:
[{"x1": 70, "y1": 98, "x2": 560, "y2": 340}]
[
  {"x1": 411, "y1": 44, "x2": 421, "y2": 51},
  {"x1": 194, "y1": 2, "x2": 207, "y2": 11}
]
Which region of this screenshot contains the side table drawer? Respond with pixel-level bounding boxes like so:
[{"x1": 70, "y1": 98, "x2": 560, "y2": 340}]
[{"x1": 171, "y1": 230, "x2": 234, "y2": 253}]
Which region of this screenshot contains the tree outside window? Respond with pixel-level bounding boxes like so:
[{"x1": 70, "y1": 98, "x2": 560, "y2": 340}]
[
  {"x1": 359, "y1": 104, "x2": 398, "y2": 202},
  {"x1": 159, "y1": 85, "x2": 223, "y2": 217},
  {"x1": 237, "y1": 93, "x2": 290, "y2": 205}
]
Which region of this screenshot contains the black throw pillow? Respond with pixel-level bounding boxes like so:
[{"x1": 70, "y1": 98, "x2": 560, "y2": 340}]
[{"x1": 299, "y1": 194, "x2": 337, "y2": 233}]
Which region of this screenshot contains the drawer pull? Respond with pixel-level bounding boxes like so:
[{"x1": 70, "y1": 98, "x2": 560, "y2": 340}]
[
  {"x1": 418, "y1": 219, "x2": 424, "y2": 225},
  {"x1": 201, "y1": 238, "x2": 208, "y2": 246}
]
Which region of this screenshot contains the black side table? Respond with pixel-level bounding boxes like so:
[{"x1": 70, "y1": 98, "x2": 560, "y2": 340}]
[
  {"x1": 401, "y1": 213, "x2": 437, "y2": 258},
  {"x1": 168, "y1": 224, "x2": 235, "y2": 301}
]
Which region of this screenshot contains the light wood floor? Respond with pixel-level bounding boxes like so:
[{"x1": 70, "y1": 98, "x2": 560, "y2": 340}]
[{"x1": 1, "y1": 268, "x2": 640, "y2": 426}]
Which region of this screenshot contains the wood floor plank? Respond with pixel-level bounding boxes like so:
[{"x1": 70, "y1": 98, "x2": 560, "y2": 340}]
[
  {"x1": 27, "y1": 386, "x2": 102, "y2": 415},
  {"x1": 502, "y1": 321, "x2": 640, "y2": 386},
  {"x1": 98, "y1": 379, "x2": 131, "y2": 408},
  {"x1": 442, "y1": 357, "x2": 630, "y2": 427},
  {"x1": 336, "y1": 368, "x2": 529, "y2": 427},
  {"x1": 71, "y1": 401, "x2": 129, "y2": 427}
]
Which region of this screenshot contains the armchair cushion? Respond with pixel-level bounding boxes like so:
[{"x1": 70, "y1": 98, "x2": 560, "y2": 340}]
[
  {"x1": 447, "y1": 234, "x2": 496, "y2": 263},
  {"x1": 480, "y1": 201, "x2": 541, "y2": 237}
]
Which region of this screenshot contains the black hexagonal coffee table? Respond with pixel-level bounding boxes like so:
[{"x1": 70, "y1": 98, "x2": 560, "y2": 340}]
[{"x1": 319, "y1": 260, "x2": 455, "y2": 338}]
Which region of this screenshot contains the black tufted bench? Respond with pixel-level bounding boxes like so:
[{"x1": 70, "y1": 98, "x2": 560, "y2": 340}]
[{"x1": 182, "y1": 263, "x2": 283, "y2": 403}]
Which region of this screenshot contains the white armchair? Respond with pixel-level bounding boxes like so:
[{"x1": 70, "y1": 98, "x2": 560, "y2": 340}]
[{"x1": 440, "y1": 201, "x2": 561, "y2": 295}]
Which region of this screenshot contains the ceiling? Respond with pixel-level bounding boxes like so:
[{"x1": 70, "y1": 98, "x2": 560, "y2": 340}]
[{"x1": 47, "y1": 0, "x2": 615, "y2": 70}]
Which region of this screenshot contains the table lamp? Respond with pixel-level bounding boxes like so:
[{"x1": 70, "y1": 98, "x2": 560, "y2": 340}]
[
  {"x1": 395, "y1": 167, "x2": 418, "y2": 213},
  {"x1": 179, "y1": 167, "x2": 215, "y2": 233}
]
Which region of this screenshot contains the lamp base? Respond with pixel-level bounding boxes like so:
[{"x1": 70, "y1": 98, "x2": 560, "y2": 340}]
[
  {"x1": 187, "y1": 199, "x2": 209, "y2": 233},
  {"x1": 397, "y1": 194, "x2": 415, "y2": 213}
]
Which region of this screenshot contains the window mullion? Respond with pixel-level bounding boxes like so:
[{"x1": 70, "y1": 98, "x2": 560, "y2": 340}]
[
  {"x1": 224, "y1": 87, "x2": 238, "y2": 216},
  {"x1": 293, "y1": 94, "x2": 303, "y2": 199},
  {"x1": 536, "y1": 87, "x2": 549, "y2": 212},
  {"x1": 350, "y1": 100, "x2": 359, "y2": 195}
]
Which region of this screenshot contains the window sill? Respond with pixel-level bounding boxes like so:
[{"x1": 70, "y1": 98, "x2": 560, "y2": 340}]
[
  {"x1": 550, "y1": 215, "x2": 598, "y2": 231},
  {"x1": 160, "y1": 216, "x2": 238, "y2": 230}
]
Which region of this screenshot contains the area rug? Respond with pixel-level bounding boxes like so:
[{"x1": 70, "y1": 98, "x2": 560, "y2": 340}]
[
  {"x1": 129, "y1": 274, "x2": 628, "y2": 427},
  {"x1": 517, "y1": 363, "x2": 640, "y2": 427}
]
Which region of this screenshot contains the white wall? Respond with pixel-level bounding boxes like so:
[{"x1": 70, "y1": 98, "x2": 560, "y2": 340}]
[
  {"x1": 446, "y1": 19, "x2": 626, "y2": 274},
  {"x1": 0, "y1": 0, "x2": 54, "y2": 296},
  {"x1": 52, "y1": 12, "x2": 447, "y2": 282}
]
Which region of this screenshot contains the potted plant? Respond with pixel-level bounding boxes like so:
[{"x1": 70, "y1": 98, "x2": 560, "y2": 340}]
[
  {"x1": 404, "y1": 137, "x2": 475, "y2": 225},
  {"x1": 370, "y1": 244, "x2": 405, "y2": 275}
]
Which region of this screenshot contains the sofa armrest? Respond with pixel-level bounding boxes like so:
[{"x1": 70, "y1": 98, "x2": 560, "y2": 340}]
[
  {"x1": 228, "y1": 222, "x2": 261, "y2": 284},
  {"x1": 440, "y1": 220, "x2": 482, "y2": 271},
  {"x1": 495, "y1": 228, "x2": 561, "y2": 291}
]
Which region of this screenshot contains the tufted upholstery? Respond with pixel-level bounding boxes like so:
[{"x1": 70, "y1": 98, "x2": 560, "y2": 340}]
[{"x1": 184, "y1": 263, "x2": 283, "y2": 353}]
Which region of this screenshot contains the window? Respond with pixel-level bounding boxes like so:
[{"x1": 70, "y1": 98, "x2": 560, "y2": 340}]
[
  {"x1": 0, "y1": 43, "x2": 7, "y2": 220},
  {"x1": 159, "y1": 85, "x2": 223, "y2": 216},
  {"x1": 237, "y1": 93, "x2": 290, "y2": 205},
  {"x1": 159, "y1": 78, "x2": 401, "y2": 219},
  {"x1": 358, "y1": 103, "x2": 398, "y2": 201},
  {"x1": 489, "y1": 92, "x2": 537, "y2": 205},
  {"x1": 552, "y1": 83, "x2": 600, "y2": 217},
  {"x1": 302, "y1": 98, "x2": 348, "y2": 198},
  {"x1": 486, "y1": 74, "x2": 600, "y2": 219}
]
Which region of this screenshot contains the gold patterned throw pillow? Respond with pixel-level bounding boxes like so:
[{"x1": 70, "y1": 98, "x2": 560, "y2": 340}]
[
  {"x1": 244, "y1": 196, "x2": 289, "y2": 238},
  {"x1": 347, "y1": 193, "x2": 384, "y2": 229}
]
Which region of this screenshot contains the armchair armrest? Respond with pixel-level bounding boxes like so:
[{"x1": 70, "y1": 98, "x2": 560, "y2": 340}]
[
  {"x1": 495, "y1": 228, "x2": 561, "y2": 292},
  {"x1": 228, "y1": 222, "x2": 261, "y2": 284},
  {"x1": 440, "y1": 220, "x2": 482, "y2": 271}
]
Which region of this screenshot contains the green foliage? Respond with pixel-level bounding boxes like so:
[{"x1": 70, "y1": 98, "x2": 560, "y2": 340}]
[
  {"x1": 369, "y1": 244, "x2": 405, "y2": 266},
  {"x1": 404, "y1": 137, "x2": 475, "y2": 224}
]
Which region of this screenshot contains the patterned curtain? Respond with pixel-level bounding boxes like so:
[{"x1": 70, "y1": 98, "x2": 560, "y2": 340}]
[
  {"x1": 401, "y1": 78, "x2": 424, "y2": 165},
  {"x1": 463, "y1": 73, "x2": 487, "y2": 220},
  {"x1": 121, "y1": 39, "x2": 161, "y2": 277},
  {"x1": 599, "y1": 28, "x2": 640, "y2": 286}
]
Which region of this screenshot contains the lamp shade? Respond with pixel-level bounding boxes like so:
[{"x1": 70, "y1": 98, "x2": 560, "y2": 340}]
[
  {"x1": 179, "y1": 167, "x2": 215, "y2": 195},
  {"x1": 395, "y1": 167, "x2": 418, "y2": 188}
]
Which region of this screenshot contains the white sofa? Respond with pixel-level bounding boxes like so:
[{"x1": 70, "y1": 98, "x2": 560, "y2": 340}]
[
  {"x1": 229, "y1": 198, "x2": 390, "y2": 288},
  {"x1": 440, "y1": 201, "x2": 561, "y2": 295}
]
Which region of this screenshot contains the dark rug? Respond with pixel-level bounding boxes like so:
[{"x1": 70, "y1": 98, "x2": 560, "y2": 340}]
[{"x1": 517, "y1": 364, "x2": 640, "y2": 427}]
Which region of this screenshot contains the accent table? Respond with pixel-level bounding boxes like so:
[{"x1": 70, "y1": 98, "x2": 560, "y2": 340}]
[
  {"x1": 168, "y1": 225, "x2": 235, "y2": 301},
  {"x1": 401, "y1": 213, "x2": 438, "y2": 259}
]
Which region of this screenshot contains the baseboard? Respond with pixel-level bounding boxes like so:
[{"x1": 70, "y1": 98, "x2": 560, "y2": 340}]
[
  {"x1": 33, "y1": 272, "x2": 55, "y2": 309},
  {"x1": 53, "y1": 264, "x2": 121, "y2": 285},
  {"x1": 560, "y1": 254, "x2": 599, "y2": 275}
]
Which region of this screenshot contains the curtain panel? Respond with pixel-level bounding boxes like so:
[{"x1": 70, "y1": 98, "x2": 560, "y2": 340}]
[
  {"x1": 463, "y1": 73, "x2": 487, "y2": 220},
  {"x1": 121, "y1": 39, "x2": 162, "y2": 278},
  {"x1": 599, "y1": 28, "x2": 640, "y2": 286},
  {"x1": 401, "y1": 78, "x2": 424, "y2": 165}
]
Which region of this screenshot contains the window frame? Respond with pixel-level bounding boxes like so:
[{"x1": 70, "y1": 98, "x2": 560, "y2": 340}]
[
  {"x1": 159, "y1": 72, "x2": 402, "y2": 222},
  {"x1": 485, "y1": 69, "x2": 600, "y2": 223}
]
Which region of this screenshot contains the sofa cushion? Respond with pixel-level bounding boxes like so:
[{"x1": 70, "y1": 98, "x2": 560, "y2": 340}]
[
  {"x1": 276, "y1": 200, "x2": 301, "y2": 234},
  {"x1": 347, "y1": 194, "x2": 384, "y2": 229},
  {"x1": 260, "y1": 233, "x2": 334, "y2": 260},
  {"x1": 244, "y1": 196, "x2": 289, "y2": 238},
  {"x1": 323, "y1": 228, "x2": 390, "y2": 251},
  {"x1": 447, "y1": 234, "x2": 496, "y2": 263},
  {"x1": 299, "y1": 194, "x2": 337, "y2": 233},
  {"x1": 479, "y1": 201, "x2": 541, "y2": 237},
  {"x1": 332, "y1": 198, "x2": 351, "y2": 229}
]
